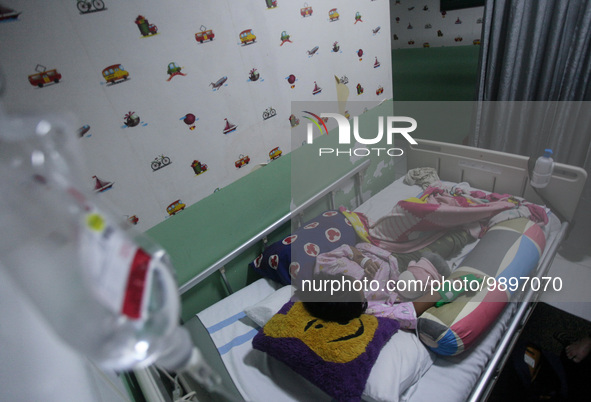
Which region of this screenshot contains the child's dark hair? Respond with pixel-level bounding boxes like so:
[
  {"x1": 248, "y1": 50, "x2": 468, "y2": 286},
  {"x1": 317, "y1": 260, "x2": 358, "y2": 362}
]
[{"x1": 297, "y1": 273, "x2": 367, "y2": 323}]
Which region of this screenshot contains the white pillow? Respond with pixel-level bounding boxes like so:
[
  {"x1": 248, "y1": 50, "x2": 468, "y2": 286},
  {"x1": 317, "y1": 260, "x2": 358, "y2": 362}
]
[
  {"x1": 364, "y1": 330, "x2": 435, "y2": 402},
  {"x1": 243, "y1": 285, "x2": 434, "y2": 401},
  {"x1": 243, "y1": 285, "x2": 294, "y2": 327}
]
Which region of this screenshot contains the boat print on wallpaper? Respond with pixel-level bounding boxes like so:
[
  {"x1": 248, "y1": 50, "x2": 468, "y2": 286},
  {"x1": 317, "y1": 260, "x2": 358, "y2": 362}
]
[
  {"x1": 195, "y1": 25, "x2": 214, "y2": 43},
  {"x1": 166, "y1": 62, "x2": 186, "y2": 81},
  {"x1": 191, "y1": 160, "x2": 208, "y2": 175},
  {"x1": 374, "y1": 57, "x2": 381, "y2": 68},
  {"x1": 28, "y1": 65, "x2": 62, "y2": 88},
  {"x1": 239, "y1": 29, "x2": 256, "y2": 45},
  {"x1": 0, "y1": 4, "x2": 21, "y2": 21},
  {"x1": 248, "y1": 68, "x2": 264, "y2": 82},
  {"x1": 180, "y1": 113, "x2": 198, "y2": 130},
  {"x1": 263, "y1": 107, "x2": 276, "y2": 120},
  {"x1": 166, "y1": 199, "x2": 185, "y2": 216},
  {"x1": 135, "y1": 15, "x2": 158, "y2": 37},
  {"x1": 211, "y1": 76, "x2": 228, "y2": 90},
  {"x1": 151, "y1": 155, "x2": 172, "y2": 171},
  {"x1": 331, "y1": 41, "x2": 341, "y2": 53},
  {"x1": 223, "y1": 118, "x2": 237, "y2": 134},
  {"x1": 93, "y1": 176, "x2": 113, "y2": 193},
  {"x1": 76, "y1": 0, "x2": 106, "y2": 14},
  {"x1": 312, "y1": 81, "x2": 322, "y2": 95},
  {"x1": 101, "y1": 64, "x2": 129, "y2": 85}
]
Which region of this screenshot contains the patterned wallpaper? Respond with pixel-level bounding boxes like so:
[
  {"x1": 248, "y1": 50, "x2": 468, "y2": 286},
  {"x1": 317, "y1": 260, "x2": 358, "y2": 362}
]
[
  {"x1": 0, "y1": 0, "x2": 393, "y2": 231},
  {"x1": 390, "y1": 0, "x2": 484, "y2": 49}
]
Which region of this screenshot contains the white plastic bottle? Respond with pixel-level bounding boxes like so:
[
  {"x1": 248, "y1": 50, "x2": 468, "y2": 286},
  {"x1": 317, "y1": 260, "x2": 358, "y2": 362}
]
[
  {"x1": 0, "y1": 114, "x2": 234, "y2": 401},
  {"x1": 530, "y1": 149, "x2": 554, "y2": 188}
]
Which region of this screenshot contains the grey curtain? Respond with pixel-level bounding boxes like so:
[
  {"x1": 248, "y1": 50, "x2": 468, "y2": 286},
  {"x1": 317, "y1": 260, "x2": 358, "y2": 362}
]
[{"x1": 469, "y1": 0, "x2": 591, "y2": 258}]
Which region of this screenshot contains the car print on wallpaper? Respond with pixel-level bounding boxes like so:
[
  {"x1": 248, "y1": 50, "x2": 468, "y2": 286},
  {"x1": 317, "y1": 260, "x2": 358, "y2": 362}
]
[
  {"x1": 191, "y1": 160, "x2": 208, "y2": 175},
  {"x1": 301, "y1": 4, "x2": 312, "y2": 17},
  {"x1": 166, "y1": 62, "x2": 186, "y2": 81},
  {"x1": 126, "y1": 215, "x2": 139, "y2": 225},
  {"x1": 166, "y1": 199, "x2": 185, "y2": 216},
  {"x1": 28, "y1": 65, "x2": 61, "y2": 88},
  {"x1": 235, "y1": 154, "x2": 250, "y2": 168},
  {"x1": 329, "y1": 8, "x2": 339, "y2": 21},
  {"x1": 269, "y1": 147, "x2": 282, "y2": 161},
  {"x1": 135, "y1": 15, "x2": 158, "y2": 37},
  {"x1": 239, "y1": 29, "x2": 256, "y2": 45},
  {"x1": 195, "y1": 25, "x2": 214, "y2": 43},
  {"x1": 354, "y1": 11, "x2": 363, "y2": 24},
  {"x1": 265, "y1": 0, "x2": 277, "y2": 9},
  {"x1": 280, "y1": 31, "x2": 292, "y2": 46},
  {"x1": 102, "y1": 64, "x2": 129, "y2": 85}
]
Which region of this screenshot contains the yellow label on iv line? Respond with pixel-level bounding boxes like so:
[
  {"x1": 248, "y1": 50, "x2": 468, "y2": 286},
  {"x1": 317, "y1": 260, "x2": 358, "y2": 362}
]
[{"x1": 86, "y1": 213, "x2": 106, "y2": 232}]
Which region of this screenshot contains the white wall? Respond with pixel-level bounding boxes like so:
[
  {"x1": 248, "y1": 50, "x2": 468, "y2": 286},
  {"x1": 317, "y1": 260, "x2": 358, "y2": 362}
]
[
  {"x1": 390, "y1": 0, "x2": 484, "y2": 48},
  {"x1": 0, "y1": 0, "x2": 393, "y2": 230}
]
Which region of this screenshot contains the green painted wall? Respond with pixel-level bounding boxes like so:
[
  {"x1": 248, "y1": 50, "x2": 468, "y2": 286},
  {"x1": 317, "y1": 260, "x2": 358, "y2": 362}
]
[{"x1": 392, "y1": 46, "x2": 481, "y2": 102}]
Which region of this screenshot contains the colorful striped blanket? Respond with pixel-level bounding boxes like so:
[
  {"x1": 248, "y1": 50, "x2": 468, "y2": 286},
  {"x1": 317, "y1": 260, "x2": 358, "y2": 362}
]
[{"x1": 350, "y1": 186, "x2": 548, "y2": 253}]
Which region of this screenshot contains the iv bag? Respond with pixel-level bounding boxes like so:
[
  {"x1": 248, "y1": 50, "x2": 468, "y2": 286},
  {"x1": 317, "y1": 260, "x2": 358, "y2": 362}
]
[{"x1": 0, "y1": 115, "x2": 190, "y2": 371}]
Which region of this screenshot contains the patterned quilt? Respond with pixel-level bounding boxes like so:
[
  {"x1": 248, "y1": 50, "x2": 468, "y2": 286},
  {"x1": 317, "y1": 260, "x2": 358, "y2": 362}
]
[{"x1": 352, "y1": 186, "x2": 548, "y2": 253}]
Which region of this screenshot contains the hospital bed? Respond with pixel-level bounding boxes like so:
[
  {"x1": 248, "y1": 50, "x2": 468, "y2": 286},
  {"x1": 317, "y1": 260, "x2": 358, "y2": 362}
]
[{"x1": 139, "y1": 139, "x2": 587, "y2": 401}]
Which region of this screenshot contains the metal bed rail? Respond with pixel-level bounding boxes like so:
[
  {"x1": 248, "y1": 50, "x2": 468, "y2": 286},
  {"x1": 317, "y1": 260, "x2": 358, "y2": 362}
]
[
  {"x1": 467, "y1": 221, "x2": 569, "y2": 401},
  {"x1": 178, "y1": 158, "x2": 371, "y2": 295}
]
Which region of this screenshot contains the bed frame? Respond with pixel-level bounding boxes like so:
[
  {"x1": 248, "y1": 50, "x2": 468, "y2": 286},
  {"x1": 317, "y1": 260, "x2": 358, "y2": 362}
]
[
  {"x1": 406, "y1": 139, "x2": 587, "y2": 401},
  {"x1": 137, "y1": 139, "x2": 587, "y2": 401}
]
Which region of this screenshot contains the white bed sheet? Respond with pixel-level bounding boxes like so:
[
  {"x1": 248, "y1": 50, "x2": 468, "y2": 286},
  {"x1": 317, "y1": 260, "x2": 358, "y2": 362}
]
[{"x1": 195, "y1": 177, "x2": 561, "y2": 402}]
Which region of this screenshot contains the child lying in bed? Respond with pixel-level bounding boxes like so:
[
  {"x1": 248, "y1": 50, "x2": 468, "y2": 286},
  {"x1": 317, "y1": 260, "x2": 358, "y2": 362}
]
[{"x1": 298, "y1": 244, "x2": 480, "y2": 329}]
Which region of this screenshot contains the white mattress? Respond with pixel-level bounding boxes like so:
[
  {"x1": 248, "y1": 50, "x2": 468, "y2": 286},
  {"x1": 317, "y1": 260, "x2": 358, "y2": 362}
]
[{"x1": 195, "y1": 177, "x2": 561, "y2": 402}]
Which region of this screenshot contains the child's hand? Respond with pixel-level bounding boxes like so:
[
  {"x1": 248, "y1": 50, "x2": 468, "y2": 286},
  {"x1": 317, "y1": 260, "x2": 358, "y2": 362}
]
[{"x1": 363, "y1": 259, "x2": 379, "y2": 279}]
